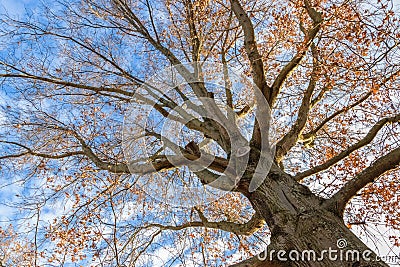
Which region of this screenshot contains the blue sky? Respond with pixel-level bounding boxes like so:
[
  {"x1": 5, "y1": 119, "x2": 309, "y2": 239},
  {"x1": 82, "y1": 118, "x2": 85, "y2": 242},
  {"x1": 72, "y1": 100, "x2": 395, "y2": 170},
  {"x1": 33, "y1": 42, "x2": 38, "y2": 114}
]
[
  {"x1": 0, "y1": 0, "x2": 33, "y2": 16},
  {"x1": 2, "y1": 0, "x2": 400, "y2": 16}
]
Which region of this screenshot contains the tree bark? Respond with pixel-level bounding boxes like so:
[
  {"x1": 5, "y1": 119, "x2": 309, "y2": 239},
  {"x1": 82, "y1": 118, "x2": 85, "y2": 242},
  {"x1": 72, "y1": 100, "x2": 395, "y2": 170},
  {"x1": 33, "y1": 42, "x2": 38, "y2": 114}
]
[{"x1": 233, "y1": 165, "x2": 389, "y2": 267}]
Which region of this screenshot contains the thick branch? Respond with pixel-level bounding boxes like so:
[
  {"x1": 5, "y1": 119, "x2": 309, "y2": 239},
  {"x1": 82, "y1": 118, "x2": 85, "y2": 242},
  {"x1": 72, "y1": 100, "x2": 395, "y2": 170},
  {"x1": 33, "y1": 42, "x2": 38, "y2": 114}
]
[
  {"x1": 301, "y1": 91, "x2": 373, "y2": 142},
  {"x1": 275, "y1": 45, "x2": 318, "y2": 162},
  {"x1": 194, "y1": 169, "x2": 240, "y2": 191},
  {"x1": 295, "y1": 114, "x2": 400, "y2": 181},
  {"x1": 143, "y1": 211, "x2": 265, "y2": 236},
  {"x1": 230, "y1": 0, "x2": 268, "y2": 99},
  {"x1": 111, "y1": 2, "x2": 236, "y2": 151},
  {"x1": 230, "y1": 0, "x2": 270, "y2": 150},
  {"x1": 185, "y1": 0, "x2": 202, "y2": 61},
  {"x1": 69, "y1": 129, "x2": 130, "y2": 173},
  {"x1": 324, "y1": 146, "x2": 400, "y2": 215},
  {"x1": 129, "y1": 154, "x2": 229, "y2": 176},
  {"x1": 301, "y1": 69, "x2": 400, "y2": 142}
]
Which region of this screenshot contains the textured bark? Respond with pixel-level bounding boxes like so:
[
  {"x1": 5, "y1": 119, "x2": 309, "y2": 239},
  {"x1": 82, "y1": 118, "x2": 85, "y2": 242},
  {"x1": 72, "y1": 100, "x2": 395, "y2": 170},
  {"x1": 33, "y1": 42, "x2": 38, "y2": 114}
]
[{"x1": 232, "y1": 165, "x2": 389, "y2": 267}]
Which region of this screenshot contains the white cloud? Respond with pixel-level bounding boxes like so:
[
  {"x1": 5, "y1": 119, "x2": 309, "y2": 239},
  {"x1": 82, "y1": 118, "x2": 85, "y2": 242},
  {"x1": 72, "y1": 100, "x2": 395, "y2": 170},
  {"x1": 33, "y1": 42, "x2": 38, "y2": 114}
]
[{"x1": 0, "y1": 0, "x2": 27, "y2": 17}]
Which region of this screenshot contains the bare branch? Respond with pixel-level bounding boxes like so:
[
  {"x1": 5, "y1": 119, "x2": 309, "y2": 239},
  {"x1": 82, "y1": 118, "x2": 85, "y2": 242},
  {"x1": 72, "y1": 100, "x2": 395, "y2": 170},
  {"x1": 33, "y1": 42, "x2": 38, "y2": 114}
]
[
  {"x1": 0, "y1": 68, "x2": 225, "y2": 148},
  {"x1": 0, "y1": 72, "x2": 134, "y2": 98},
  {"x1": 269, "y1": 0, "x2": 323, "y2": 107},
  {"x1": 0, "y1": 140, "x2": 84, "y2": 160},
  {"x1": 112, "y1": 0, "x2": 208, "y2": 97},
  {"x1": 295, "y1": 114, "x2": 400, "y2": 181},
  {"x1": 3, "y1": 123, "x2": 131, "y2": 174}
]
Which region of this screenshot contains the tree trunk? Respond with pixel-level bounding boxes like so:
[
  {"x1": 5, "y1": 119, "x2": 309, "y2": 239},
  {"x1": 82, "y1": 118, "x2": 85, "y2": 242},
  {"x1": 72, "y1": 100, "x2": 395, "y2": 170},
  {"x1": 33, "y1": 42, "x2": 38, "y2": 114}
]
[{"x1": 233, "y1": 166, "x2": 389, "y2": 267}]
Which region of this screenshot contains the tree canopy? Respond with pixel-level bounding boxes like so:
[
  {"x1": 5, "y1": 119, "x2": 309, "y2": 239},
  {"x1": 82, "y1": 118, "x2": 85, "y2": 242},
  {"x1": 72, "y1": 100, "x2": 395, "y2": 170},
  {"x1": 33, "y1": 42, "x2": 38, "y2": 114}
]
[{"x1": 0, "y1": 0, "x2": 399, "y2": 266}]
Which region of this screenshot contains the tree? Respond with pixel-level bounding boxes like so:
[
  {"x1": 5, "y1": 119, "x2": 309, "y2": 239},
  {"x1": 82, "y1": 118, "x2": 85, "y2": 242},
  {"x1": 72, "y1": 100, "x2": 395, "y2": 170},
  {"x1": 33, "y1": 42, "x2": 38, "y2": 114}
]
[{"x1": 0, "y1": 0, "x2": 399, "y2": 266}]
